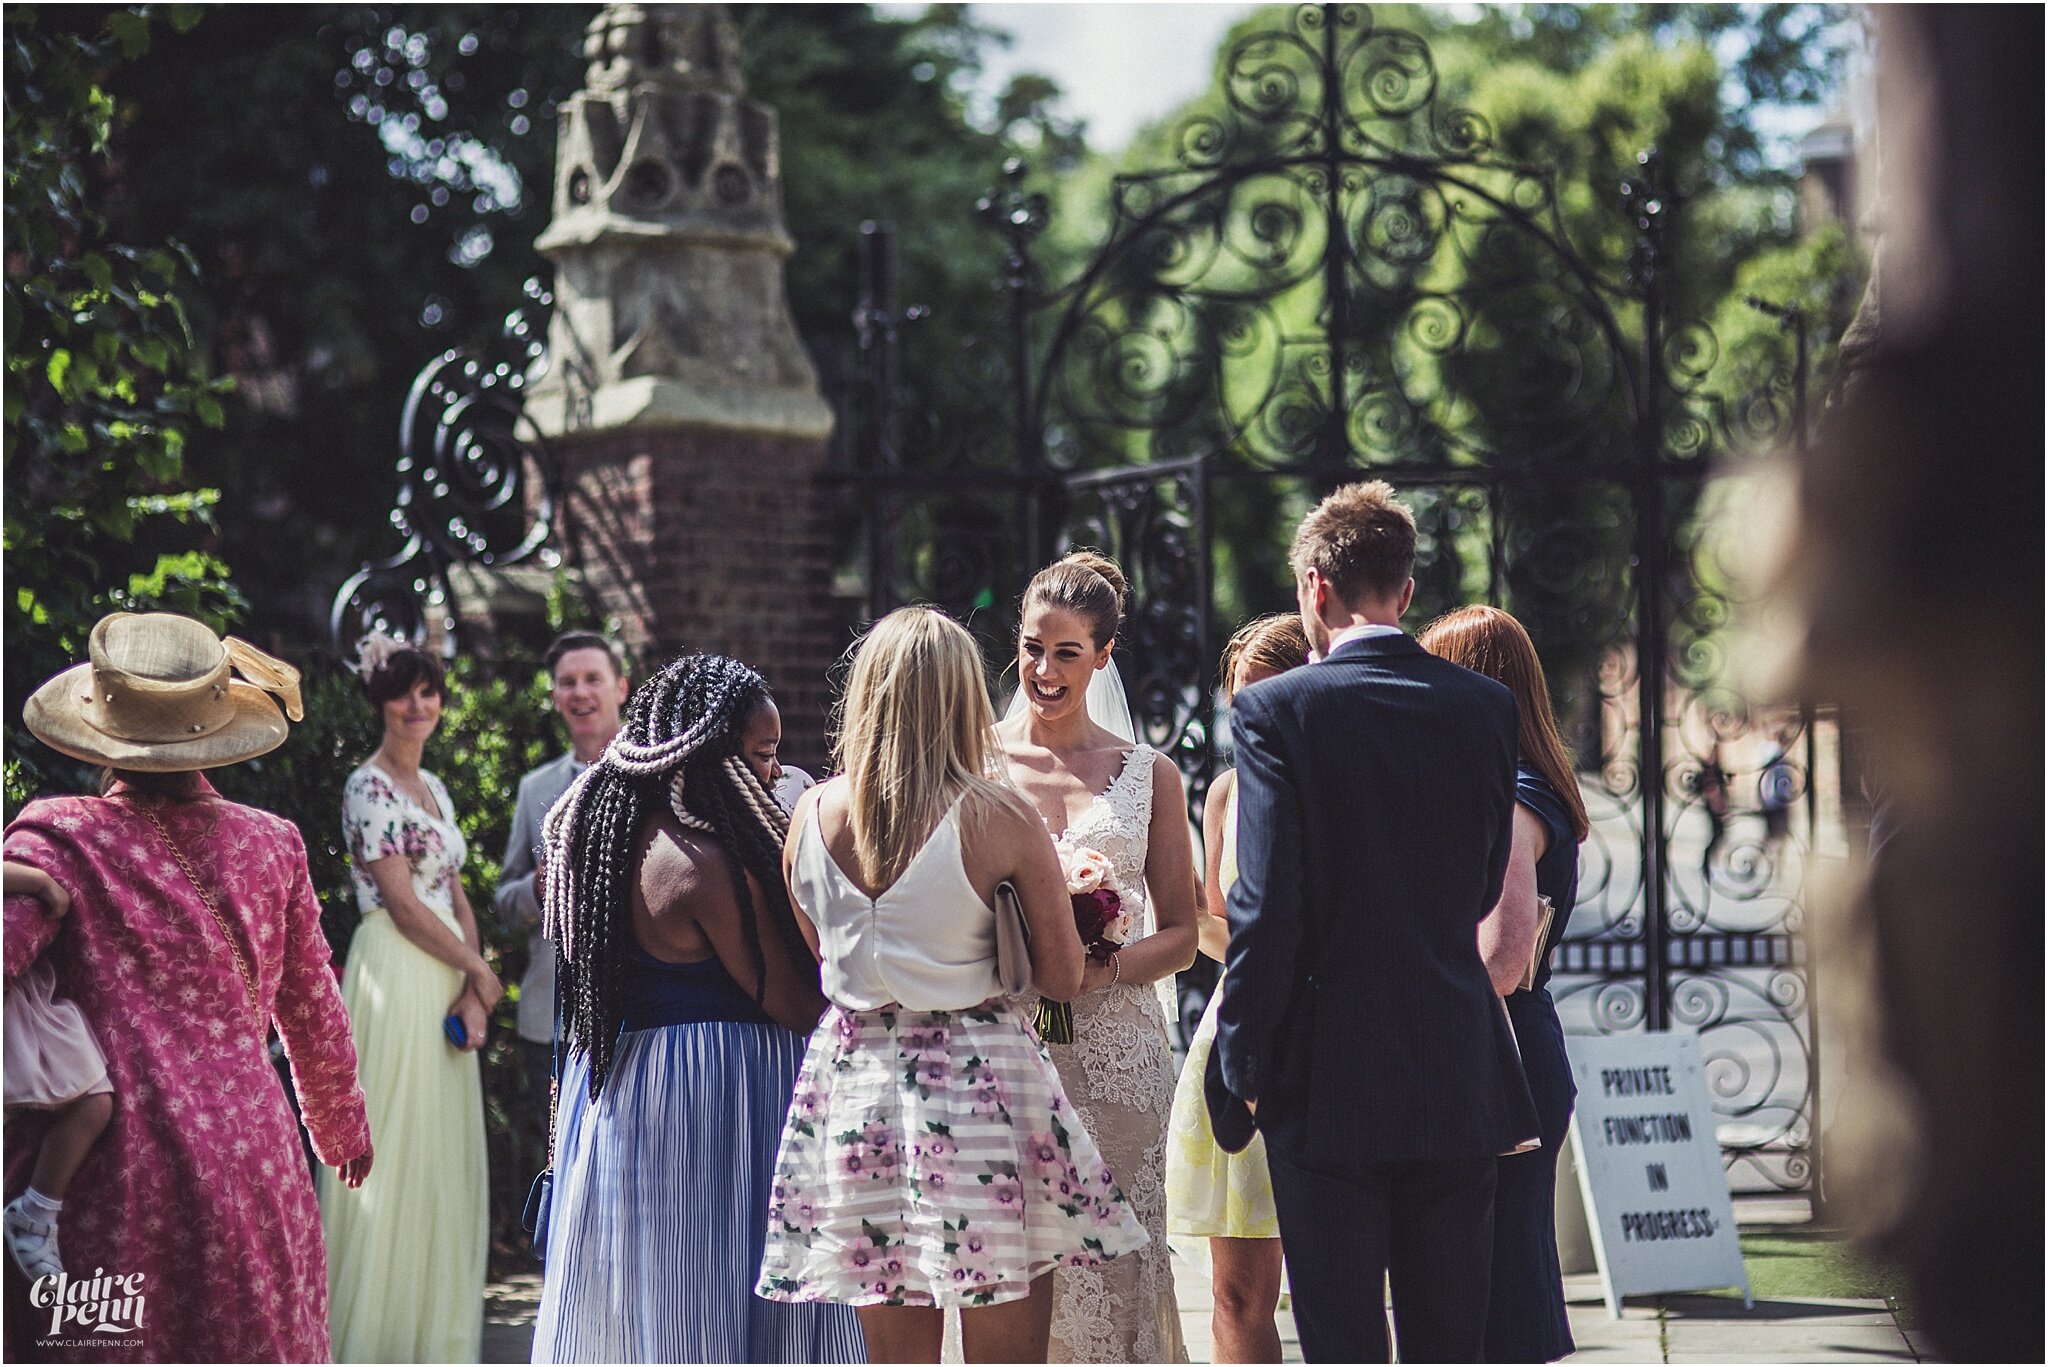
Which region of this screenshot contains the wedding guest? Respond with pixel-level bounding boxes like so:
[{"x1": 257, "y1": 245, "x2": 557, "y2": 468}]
[
  {"x1": 532, "y1": 654, "x2": 863, "y2": 1362},
  {"x1": 995, "y1": 551, "x2": 1198, "y2": 1363},
  {"x1": 1210, "y1": 482, "x2": 1538, "y2": 1363},
  {"x1": 5, "y1": 612, "x2": 371, "y2": 1361},
  {"x1": 493, "y1": 632, "x2": 629, "y2": 1190},
  {"x1": 320, "y1": 634, "x2": 494, "y2": 1363},
  {"x1": 1165, "y1": 613, "x2": 1309, "y2": 1363},
  {"x1": 757, "y1": 606, "x2": 1147, "y2": 1363},
  {"x1": 1421, "y1": 605, "x2": 1588, "y2": 1363}
]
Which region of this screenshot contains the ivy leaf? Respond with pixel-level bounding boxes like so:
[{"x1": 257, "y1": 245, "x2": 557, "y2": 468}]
[{"x1": 105, "y1": 12, "x2": 151, "y2": 60}]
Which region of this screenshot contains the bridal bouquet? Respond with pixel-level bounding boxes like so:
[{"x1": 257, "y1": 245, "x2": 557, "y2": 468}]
[{"x1": 1037, "y1": 836, "x2": 1128, "y2": 1044}]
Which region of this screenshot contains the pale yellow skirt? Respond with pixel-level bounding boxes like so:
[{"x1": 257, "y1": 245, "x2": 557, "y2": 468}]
[
  {"x1": 317, "y1": 909, "x2": 486, "y2": 1363},
  {"x1": 1165, "y1": 978, "x2": 1279, "y2": 1239}
]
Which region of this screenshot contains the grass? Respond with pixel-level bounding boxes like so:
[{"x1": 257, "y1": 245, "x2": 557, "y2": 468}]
[{"x1": 1691, "y1": 1227, "x2": 1919, "y2": 1328}]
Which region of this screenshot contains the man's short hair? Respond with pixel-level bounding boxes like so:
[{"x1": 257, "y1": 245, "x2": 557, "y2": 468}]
[
  {"x1": 1289, "y1": 480, "x2": 1418, "y2": 605},
  {"x1": 544, "y1": 631, "x2": 626, "y2": 681}
]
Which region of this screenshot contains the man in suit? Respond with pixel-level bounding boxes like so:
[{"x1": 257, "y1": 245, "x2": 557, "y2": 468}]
[
  {"x1": 495, "y1": 631, "x2": 629, "y2": 1182},
  {"x1": 1208, "y1": 480, "x2": 1537, "y2": 1362}
]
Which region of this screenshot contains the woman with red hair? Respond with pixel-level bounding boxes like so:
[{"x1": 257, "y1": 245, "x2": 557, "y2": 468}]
[{"x1": 1420, "y1": 605, "x2": 1589, "y2": 1364}]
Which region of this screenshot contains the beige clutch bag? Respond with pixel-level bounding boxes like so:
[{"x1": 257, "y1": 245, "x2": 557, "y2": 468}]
[
  {"x1": 994, "y1": 879, "x2": 1034, "y2": 996},
  {"x1": 1517, "y1": 894, "x2": 1556, "y2": 994}
]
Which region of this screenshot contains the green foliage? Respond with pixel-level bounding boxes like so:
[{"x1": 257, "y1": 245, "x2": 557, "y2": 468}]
[
  {"x1": 4, "y1": 5, "x2": 243, "y2": 816},
  {"x1": 737, "y1": 3, "x2": 1087, "y2": 419},
  {"x1": 1033, "y1": 4, "x2": 1866, "y2": 749},
  {"x1": 62, "y1": 5, "x2": 595, "y2": 647},
  {"x1": 48, "y1": 5, "x2": 1081, "y2": 655}
]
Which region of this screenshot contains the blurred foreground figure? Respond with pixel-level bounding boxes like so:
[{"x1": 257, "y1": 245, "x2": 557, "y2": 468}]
[{"x1": 1781, "y1": 8, "x2": 2042, "y2": 1361}]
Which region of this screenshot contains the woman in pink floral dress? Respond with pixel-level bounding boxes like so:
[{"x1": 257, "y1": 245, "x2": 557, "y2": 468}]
[
  {"x1": 4, "y1": 612, "x2": 372, "y2": 1363},
  {"x1": 757, "y1": 606, "x2": 1149, "y2": 1363}
]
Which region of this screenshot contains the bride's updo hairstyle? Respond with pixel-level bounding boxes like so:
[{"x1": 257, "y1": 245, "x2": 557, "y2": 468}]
[{"x1": 1021, "y1": 550, "x2": 1128, "y2": 649}]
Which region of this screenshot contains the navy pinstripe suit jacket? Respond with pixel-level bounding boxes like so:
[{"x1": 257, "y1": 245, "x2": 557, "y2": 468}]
[{"x1": 1213, "y1": 630, "x2": 1539, "y2": 1166}]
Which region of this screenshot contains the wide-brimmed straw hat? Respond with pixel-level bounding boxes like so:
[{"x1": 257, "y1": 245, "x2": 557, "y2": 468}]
[{"x1": 24, "y1": 613, "x2": 305, "y2": 772}]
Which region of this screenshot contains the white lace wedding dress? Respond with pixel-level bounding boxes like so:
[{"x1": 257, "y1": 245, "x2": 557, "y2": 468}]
[{"x1": 1043, "y1": 744, "x2": 1187, "y2": 1364}]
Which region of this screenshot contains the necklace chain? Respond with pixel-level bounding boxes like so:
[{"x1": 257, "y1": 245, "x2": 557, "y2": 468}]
[{"x1": 129, "y1": 801, "x2": 263, "y2": 1024}]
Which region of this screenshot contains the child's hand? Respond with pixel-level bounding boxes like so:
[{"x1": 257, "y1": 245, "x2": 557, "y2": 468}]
[
  {"x1": 3, "y1": 861, "x2": 69, "y2": 918},
  {"x1": 336, "y1": 1145, "x2": 374, "y2": 1189},
  {"x1": 35, "y1": 878, "x2": 70, "y2": 920}
]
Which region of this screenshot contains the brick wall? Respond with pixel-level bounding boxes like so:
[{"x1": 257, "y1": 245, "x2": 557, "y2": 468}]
[{"x1": 553, "y1": 427, "x2": 843, "y2": 772}]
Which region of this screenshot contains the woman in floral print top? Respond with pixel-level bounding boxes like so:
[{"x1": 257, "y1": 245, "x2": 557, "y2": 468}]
[{"x1": 318, "y1": 639, "x2": 494, "y2": 1363}]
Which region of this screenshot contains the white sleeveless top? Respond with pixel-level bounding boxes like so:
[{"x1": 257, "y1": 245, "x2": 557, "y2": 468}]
[{"x1": 790, "y1": 794, "x2": 1004, "y2": 1011}]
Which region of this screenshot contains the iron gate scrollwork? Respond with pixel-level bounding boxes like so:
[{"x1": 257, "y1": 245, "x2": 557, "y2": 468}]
[
  {"x1": 839, "y1": 3, "x2": 1827, "y2": 1198},
  {"x1": 330, "y1": 278, "x2": 563, "y2": 652}
]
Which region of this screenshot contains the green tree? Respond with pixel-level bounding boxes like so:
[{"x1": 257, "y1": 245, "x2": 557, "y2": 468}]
[
  {"x1": 4, "y1": 4, "x2": 243, "y2": 813},
  {"x1": 1032, "y1": 4, "x2": 1865, "y2": 740},
  {"x1": 49, "y1": 4, "x2": 1080, "y2": 655}
]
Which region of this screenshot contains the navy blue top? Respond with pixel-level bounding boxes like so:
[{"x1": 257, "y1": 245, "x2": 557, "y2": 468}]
[
  {"x1": 1514, "y1": 763, "x2": 1580, "y2": 994},
  {"x1": 618, "y1": 936, "x2": 775, "y2": 1032}
]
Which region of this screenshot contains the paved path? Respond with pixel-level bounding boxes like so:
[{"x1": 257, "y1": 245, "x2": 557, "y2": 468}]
[{"x1": 485, "y1": 1239, "x2": 1921, "y2": 1363}]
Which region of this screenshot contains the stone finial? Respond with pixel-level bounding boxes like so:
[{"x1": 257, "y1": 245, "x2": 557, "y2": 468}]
[
  {"x1": 582, "y1": 3, "x2": 745, "y2": 96},
  {"x1": 529, "y1": 1, "x2": 830, "y2": 440}
]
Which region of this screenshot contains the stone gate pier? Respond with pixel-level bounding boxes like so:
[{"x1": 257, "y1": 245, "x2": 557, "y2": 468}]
[{"x1": 525, "y1": 2, "x2": 839, "y2": 766}]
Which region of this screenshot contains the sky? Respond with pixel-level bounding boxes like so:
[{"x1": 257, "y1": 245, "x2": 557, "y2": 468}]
[{"x1": 878, "y1": 2, "x2": 1261, "y2": 152}]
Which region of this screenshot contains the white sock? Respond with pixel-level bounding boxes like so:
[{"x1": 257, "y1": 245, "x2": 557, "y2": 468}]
[{"x1": 18, "y1": 1188, "x2": 62, "y2": 1218}]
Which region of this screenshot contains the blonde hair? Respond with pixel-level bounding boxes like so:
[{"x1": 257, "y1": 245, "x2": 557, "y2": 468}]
[{"x1": 834, "y1": 606, "x2": 1018, "y2": 889}]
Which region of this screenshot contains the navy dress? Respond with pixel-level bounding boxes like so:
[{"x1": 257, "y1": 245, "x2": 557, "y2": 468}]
[
  {"x1": 532, "y1": 940, "x2": 867, "y2": 1363},
  {"x1": 1485, "y1": 765, "x2": 1581, "y2": 1363}
]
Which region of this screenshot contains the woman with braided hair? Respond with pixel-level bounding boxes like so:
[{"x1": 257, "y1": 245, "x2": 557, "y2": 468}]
[{"x1": 530, "y1": 654, "x2": 864, "y2": 1363}]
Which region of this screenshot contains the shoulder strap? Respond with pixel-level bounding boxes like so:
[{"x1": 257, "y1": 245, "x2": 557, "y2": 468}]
[{"x1": 131, "y1": 802, "x2": 263, "y2": 1025}]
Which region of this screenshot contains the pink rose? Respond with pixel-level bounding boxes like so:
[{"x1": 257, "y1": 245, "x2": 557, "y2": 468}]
[{"x1": 1057, "y1": 839, "x2": 1115, "y2": 896}]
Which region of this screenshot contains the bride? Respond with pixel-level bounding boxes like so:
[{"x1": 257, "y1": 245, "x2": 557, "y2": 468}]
[{"x1": 997, "y1": 551, "x2": 1198, "y2": 1364}]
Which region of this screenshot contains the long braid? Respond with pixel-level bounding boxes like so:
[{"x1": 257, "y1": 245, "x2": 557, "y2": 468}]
[{"x1": 540, "y1": 653, "x2": 806, "y2": 1100}]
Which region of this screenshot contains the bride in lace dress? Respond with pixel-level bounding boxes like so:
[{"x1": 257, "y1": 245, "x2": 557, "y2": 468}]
[{"x1": 998, "y1": 552, "x2": 1199, "y2": 1363}]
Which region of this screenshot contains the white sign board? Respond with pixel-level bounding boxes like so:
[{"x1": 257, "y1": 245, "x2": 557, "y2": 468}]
[{"x1": 1565, "y1": 1030, "x2": 1751, "y2": 1317}]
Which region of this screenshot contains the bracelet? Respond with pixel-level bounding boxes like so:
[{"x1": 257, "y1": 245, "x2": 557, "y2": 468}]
[{"x1": 1108, "y1": 950, "x2": 1122, "y2": 987}]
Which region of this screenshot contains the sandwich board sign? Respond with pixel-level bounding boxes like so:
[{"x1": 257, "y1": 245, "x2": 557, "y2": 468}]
[{"x1": 1565, "y1": 1029, "x2": 1752, "y2": 1317}]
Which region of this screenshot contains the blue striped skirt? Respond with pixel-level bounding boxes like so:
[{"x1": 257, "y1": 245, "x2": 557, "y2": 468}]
[{"x1": 531, "y1": 1020, "x2": 867, "y2": 1364}]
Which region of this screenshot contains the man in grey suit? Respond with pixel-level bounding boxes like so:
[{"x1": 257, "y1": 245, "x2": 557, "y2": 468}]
[{"x1": 494, "y1": 631, "x2": 629, "y2": 1180}]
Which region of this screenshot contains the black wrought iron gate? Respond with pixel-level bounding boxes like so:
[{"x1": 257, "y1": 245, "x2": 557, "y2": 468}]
[{"x1": 838, "y1": 4, "x2": 1825, "y2": 1198}]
